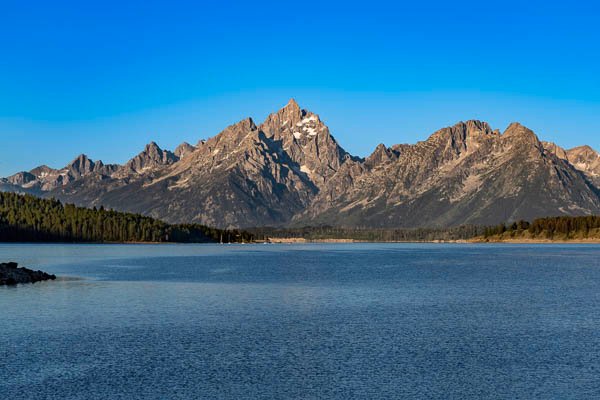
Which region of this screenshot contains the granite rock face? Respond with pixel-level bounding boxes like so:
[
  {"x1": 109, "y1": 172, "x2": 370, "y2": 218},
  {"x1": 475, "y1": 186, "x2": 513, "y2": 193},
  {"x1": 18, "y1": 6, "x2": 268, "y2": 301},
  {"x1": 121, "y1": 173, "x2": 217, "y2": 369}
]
[
  {"x1": 297, "y1": 122, "x2": 600, "y2": 227},
  {"x1": 174, "y1": 142, "x2": 196, "y2": 160},
  {"x1": 543, "y1": 143, "x2": 600, "y2": 188},
  {"x1": 3, "y1": 101, "x2": 600, "y2": 228},
  {"x1": 0, "y1": 262, "x2": 56, "y2": 285}
]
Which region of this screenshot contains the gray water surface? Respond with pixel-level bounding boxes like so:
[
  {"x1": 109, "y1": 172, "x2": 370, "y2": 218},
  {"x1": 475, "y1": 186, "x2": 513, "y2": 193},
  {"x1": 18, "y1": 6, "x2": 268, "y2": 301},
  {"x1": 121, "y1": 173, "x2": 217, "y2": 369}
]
[{"x1": 1, "y1": 243, "x2": 599, "y2": 399}]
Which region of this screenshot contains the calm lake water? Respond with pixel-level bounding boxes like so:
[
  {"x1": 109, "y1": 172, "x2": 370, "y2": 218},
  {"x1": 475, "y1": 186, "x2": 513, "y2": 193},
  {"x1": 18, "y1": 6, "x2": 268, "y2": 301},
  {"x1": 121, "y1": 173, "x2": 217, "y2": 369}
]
[{"x1": 1, "y1": 243, "x2": 600, "y2": 399}]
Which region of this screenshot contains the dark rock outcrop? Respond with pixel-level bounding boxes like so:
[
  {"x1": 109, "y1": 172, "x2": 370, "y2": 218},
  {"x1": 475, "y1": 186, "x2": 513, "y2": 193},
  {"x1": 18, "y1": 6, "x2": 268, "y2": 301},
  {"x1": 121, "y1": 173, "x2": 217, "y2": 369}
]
[{"x1": 0, "y1": 262, "x2": 56, "y2": 285}]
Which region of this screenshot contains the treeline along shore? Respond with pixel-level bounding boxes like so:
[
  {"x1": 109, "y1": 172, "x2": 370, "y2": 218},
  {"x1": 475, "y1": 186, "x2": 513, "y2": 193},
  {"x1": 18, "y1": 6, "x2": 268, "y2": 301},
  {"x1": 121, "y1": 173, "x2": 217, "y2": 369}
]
[
  {"x1": 0, "y1": 192, "x2": 253, "y2": 243},
  {"x1": 480, "y1": 216, "x2": 600, "y2": 242},
  {"x1": 1, "y1": 191, "x2": 599, "y2": 244},
  {"x1": 249, "y1": 225, "x2": 485, "y2": 242},
  {"x1": 250, "y1": 217, "x2": 600, "y2": 243}
]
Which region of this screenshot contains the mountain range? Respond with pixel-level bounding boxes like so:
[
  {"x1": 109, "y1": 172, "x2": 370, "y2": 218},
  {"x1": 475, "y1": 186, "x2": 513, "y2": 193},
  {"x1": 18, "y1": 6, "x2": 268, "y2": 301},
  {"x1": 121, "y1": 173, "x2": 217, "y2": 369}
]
[{"x1": 3, "y1": 99, "x2": 600, "y2": 228}]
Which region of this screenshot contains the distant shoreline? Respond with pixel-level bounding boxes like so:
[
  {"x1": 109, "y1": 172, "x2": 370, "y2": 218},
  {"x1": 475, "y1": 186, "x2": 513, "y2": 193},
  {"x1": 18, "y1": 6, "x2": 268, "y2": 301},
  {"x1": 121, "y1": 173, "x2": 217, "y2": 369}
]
[
  {"x1": 470, "y1": 238, "x2": 600, "y2": 244},
  {"x1": 1, "y1": 238, "x2": 599, "y2": 245},
  {"x1": 268, "y1": 237, "x2": 600, "y2": 244}
]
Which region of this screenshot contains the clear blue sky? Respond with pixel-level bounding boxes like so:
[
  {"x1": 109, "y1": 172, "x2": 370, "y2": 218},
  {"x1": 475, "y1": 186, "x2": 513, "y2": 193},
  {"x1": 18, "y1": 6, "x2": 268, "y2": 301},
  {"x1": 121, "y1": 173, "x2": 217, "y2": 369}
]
[{"x1": 1, "y1": 0, "x2": 599, "y2": 176}]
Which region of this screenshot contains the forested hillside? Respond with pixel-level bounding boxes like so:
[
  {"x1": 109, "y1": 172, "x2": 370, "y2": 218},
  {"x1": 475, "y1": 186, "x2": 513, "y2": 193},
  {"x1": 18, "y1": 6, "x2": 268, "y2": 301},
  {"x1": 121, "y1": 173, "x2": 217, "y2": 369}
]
[{"x1": 0, "y1": 192, "x2": 254, "y2": 243}]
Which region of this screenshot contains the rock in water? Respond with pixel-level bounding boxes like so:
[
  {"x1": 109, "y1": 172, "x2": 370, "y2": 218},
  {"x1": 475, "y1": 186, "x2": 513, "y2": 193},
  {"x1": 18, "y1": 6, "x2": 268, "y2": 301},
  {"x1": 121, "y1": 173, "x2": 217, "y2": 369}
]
[{"x1": 0, "y1": 262, "x2": 56, "y2": 285}]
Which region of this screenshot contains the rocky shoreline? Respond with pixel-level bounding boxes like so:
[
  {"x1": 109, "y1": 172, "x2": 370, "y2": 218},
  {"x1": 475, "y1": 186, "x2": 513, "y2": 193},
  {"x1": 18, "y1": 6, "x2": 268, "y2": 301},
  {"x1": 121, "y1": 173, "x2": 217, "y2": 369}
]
[{"x1": 0, "y1": 262, "x2": 56, "y2": 285}]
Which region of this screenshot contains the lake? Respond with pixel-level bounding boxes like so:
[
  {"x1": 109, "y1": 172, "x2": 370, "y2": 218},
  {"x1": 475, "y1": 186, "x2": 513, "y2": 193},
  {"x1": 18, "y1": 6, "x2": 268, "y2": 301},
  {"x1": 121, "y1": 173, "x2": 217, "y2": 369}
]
[{"x1": 1, "y1": 243, "x2": 599, "y2": 399}]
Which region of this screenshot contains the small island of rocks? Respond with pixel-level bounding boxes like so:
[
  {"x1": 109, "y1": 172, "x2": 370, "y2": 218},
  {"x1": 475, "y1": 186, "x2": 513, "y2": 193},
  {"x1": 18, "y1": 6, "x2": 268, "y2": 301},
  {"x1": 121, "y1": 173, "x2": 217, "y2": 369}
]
[{"x1": 0, "y1": 262, "x2": 56, "y2": 285}]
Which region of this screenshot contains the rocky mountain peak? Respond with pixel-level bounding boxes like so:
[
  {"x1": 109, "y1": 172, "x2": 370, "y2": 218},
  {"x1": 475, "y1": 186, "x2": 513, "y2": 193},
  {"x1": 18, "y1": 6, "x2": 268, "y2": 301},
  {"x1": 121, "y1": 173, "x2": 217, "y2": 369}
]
[
  {"x1": 284, "y1": 98, "x2": 301, "y2": 112},
  {"x1": 7, "y1": 171, "x2": 37, "y2": 185},
  {"x1": 542, "y1": 142, "x2": 599, "y2": 185},
  {"x1": 123, "y1": 142, "x2": 178, "y2": 174},
  {"x1": 67, "y1": 154, "x2": 96, "y2": 178},
  {"x1": 174, "y1": 142, "x2": 196, "y2": 159},
  {"x1": 221, "y1": 118, "x2": 257, "y2": 136},
  {"x1": 465, "y1": 120, "x2": 494, "y2": 134},
  {"x1": 502, "y1": 123, "x2": 542, "y2": 150},
  {"x1": 259, "y1": 100, "x2": 350, "y2": 187},
  {"x1": 542, "y1": 141, "x2": 568, "y2": 159},
  {"x1": 566, "y1": 145, "x2": 600, "y2": 185},
  {"x1": 569, "y1": 145, "x2": 599, "y2": 158},
  {"x1": 503, "y1": 122, "x2": 534, "y2": 137},
  {"x1": 299, "y1": 119, "x2": 600, "y2": 229},
  {"x1": 365, "y1": 143, "x2": 397, "y2": 167},
  {"x1": 431, "y1": 120, "x2": 494, "y2": 142},
  {"x1": 263, "y1": 100, "x2": 305, "y2": 131},
  {"x1": 5, "y1": 154, "x2": 105, "y2": 192},
  {"x1": 423, "y1": 120, "x2": 497, "y2": 163},
  {"x1": 144, "y1": 141, "x2": 161, "y2": 155},
  {"x1": 208, "y1": 117, "x2": 257, "y2": 149},
  {"x1": 29, "y1": 165, "x2": 55, "y2": 178}
]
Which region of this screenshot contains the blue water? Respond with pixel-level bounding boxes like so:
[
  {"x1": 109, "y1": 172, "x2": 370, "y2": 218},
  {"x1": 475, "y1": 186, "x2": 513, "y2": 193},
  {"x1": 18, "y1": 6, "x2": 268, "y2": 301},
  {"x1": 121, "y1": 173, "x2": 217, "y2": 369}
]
[{"x1": 1, "y1": 243, "x2": 600, "y2": 399}]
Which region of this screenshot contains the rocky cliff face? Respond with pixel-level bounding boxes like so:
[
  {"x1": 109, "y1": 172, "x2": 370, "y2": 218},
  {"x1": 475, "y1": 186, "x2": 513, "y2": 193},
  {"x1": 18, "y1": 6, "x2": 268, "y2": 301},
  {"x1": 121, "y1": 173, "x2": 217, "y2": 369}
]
[
  {"x1": 543, "y1": 142, "x2": 600, "y2": 187},
  {"x1": 565, "y1": 146, "x2": 600, "y2": 187},
  {"x1": 258, "y1": 99, "x2": 353, "y2": 187},
  {"x1": 297, "y1": 121, "x2": 600, "y2": 227},
  {"x1": 3, "y1": 101, "x2": 600, "y2": 228}
]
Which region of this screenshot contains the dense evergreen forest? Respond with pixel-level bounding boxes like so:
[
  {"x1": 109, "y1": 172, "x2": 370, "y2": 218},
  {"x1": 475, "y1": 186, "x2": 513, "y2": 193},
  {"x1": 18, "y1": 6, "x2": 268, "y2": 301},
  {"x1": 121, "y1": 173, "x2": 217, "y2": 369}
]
[
  {"x1": 0, "y1": 192, "x2": 254, "y2": 243},
  {"x1": 483, "y1": 216, "x2": 600, "y2": 241}
]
